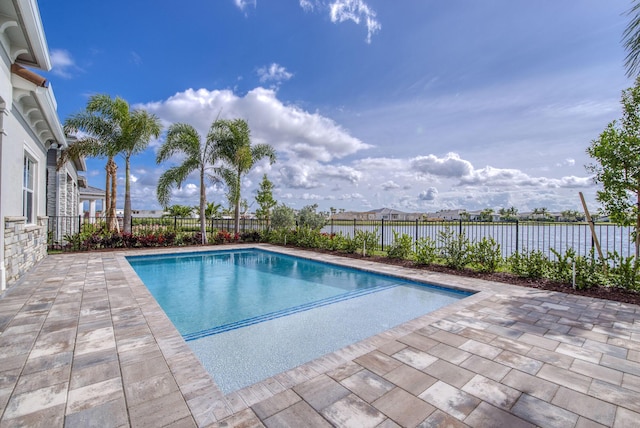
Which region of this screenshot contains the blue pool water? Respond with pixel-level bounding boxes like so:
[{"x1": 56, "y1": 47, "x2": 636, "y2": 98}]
[{"x1": 127, "y1": 249, "x2": 472, "y2": 393}]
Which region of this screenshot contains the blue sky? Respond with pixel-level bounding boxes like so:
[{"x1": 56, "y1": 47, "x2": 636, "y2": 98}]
[{"x1": 38, "y1": 0, "x2": 632, "y2": 214}]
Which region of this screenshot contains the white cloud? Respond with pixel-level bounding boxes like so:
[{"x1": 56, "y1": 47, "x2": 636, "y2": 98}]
[
  {"x1": 460, "y1": 166, "x2": 592, "y2": 189},
  {"x1": 49, "y1": 49, "x2": 78, "y2": 78},
  {"x1": 234, "y1": 0, "x2": 256, "y2": 11},
  {"x1": 257, "y1": 63, "x2": 293, "y2": 84},
  {"x1": 338, "y1": 193, "x2": 364, "y2": 200},
  {"x1": 556, "y1": 158, "x2": 576, "y2": 167},
  {"x1": 411, "y1": 153, "x2": 473, "y2": 178},
  {"x1": 279, "y1": 164, "x2": 321, "y2": 189},
  {"x1": 277, "y1": 161, "x2": 361, "y2": 189},
  {"x1": 130, "y1": 51, "x2": 143, "y2": 65},
  {"x1": 300, "y1": 0, "x2": 381, "y2": 43},
  {"x1": 141, "y1": 87, "x2": 370, "y2": 163},
  {"x1": 380, "y1": 180, "x2": 400, "y2": 190},
  {"x1": 299, "y1": 0, "x2": 314, "y2": 11},
  {"x1": 418, "y1": 187, "x2": 438, "y2": 201}
]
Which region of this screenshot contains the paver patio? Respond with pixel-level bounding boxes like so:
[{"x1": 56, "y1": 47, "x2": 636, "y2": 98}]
[{"x1": 1, "y1": 244, "x2": 639, "y2": 427}]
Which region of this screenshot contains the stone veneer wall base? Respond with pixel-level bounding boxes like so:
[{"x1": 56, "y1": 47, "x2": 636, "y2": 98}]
[{"x1": 4, "y1": 216, "x2": 48, "y2": 286}]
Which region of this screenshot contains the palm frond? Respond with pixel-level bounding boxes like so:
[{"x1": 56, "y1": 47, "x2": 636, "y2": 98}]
[
  {"x1": 623, "y1": 2, "x2": 640, "y2": 77},
  {"x1": 156, "y1": 163, "x2": 196, "y2": 208}
]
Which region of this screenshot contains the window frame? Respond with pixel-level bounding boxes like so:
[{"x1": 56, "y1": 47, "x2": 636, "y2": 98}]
[{"x1": 23, "y1": 153, "x2": 36, "y2": 224}]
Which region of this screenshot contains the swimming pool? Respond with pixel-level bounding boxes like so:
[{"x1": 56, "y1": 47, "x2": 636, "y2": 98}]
[{"x1": 127, "y1": 249, "x2": 471, "y2": 393}]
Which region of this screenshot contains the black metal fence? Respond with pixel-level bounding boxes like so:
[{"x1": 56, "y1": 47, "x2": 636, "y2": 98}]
[
  {"x1": 323, "y1": 219, "x2": 634, "y2": 260},
  {"x1": 47, "y1": 216, "x2": 269, "y2": 250},
  {"x1": 48, "y1": 216, "x2": 635, "y2": 259}
]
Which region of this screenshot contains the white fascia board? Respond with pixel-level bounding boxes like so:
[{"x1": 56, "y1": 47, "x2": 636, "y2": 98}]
[
  {"x1": 13, "y1": 73, "x2": 66, "y2": 147},
  {"x1": 16, "y1": 0, "x2": 51, "y2": 71},
  {"x1": 35, "y1": 83, "x2": 65, "y2": 146}
]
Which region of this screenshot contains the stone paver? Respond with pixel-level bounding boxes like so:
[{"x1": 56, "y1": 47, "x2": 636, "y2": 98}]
[{"x1": 1, "y1": 244, "x2": 640, "y2": 427}]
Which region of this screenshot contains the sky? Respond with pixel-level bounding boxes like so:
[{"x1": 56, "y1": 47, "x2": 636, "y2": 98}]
[{"x1": 37, "y1": 0, "x2": 634, "y2": 214}]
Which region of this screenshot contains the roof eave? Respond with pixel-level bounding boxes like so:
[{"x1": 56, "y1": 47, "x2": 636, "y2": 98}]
[{"x1": 14, "y1": 0, "x2": 51, "y2": 71}]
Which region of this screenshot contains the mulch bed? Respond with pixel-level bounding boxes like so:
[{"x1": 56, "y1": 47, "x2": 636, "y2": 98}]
[{"x1": 292, "y1": 247, "x2": 640, "y2": 306}]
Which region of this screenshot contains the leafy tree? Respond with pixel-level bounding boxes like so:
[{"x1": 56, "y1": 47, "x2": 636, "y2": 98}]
[
  {"x1": 255, "y1": 174, "x2": 277, "y2": 224},
  {"x1": 297, "y1": 204, "x2": 328, "y2": 230},
  {"x1": 156, "y1": 122, "x2": 219, "y2": 244},
  {"x1": 63, "y1": 94, "x2": 161, "y2": 232},
  {"x1": 163, "y1": 205, "x2": 194, "y2": 218},
  {"x1": 271, "y1": 203, "x2": 296, "y2": 230},
  {"x1": 479, "y1": 208, "x2": 494, "y2": 222},
  {"x1": 587, "y1": 77, "x2": 640, "y2": 256},
  {"x1": 210, "y1": 118, "x2": 276, "y2": 234}
]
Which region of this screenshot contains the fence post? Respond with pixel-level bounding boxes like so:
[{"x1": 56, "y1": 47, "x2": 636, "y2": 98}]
[
  {"x1": 331, "y1": 218, "x2": 334, "y2": 235},
  {"x1": 515, "y1": 220, "x2": 519, "y2": 254},
  {"x1": 415, "y1": 219, "x2": 419, "y2": 250},
  {"x1": 78, "y1": 215, "x2": 82, "y2": 234},
  {"x1": 459, "y1": 219, "x2": 462, "y2": 235},
  {"x1": 381, "y1": 218, "x2": 385, "y2": 251},
  {"x1": 174, "y1": 216, "x2": 177, "y2": 231}
]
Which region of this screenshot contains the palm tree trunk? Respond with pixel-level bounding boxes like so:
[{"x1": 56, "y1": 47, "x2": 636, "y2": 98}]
[
  {"x1": 234, "y1": 168, "x2": 241, "y2": 235},
  {"x1": 104, "y1": 160, "x2": 111, "y2": 228},
  {"x1": 108, "y1": 159, "x2": 119, "y2": 232},
  {"x1": 123, "y1": 155, "x2": 132, "y2": 234},
  {"x1": 199, "y1": 167, "x2": 207, "y2": 244},
  {"x1": 636, "y1": 188, "x2": 640, "y2": 259}
]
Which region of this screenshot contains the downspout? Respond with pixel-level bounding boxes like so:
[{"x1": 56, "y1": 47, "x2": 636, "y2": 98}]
[{"x1": 0, "y1": 102, "x2": 7, "y2": 291}]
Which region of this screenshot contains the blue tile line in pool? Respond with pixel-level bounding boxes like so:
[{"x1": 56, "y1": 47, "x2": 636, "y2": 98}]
[{"x1": 182, "y1": 282, "x2": 399, "y2": 342}]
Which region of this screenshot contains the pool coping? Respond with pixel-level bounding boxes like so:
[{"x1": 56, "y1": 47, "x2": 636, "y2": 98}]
[{"x1": 2, "y1": 243, "x2": 639, "y2": 427}]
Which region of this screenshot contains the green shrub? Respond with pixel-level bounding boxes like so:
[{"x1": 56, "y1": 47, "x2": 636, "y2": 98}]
[
  {"x1": 339, "y1": 233, "x2": 359, "y2": 254},
  {"x1": 387, "y1": 231, "x2": 413, "y2": 259},
  {"x1": 469, "y1": 237, "x2": 502, "y2": 273},
  {"x1": 507, "y1": 249, "x2": 549, "y2": 279},
  {"x1": 573, "y1": 250, "x2": 608, "y2": 289},
  {"x1": 415, "y1": 237, "x2": 438, "y2": 265},
  {"x1": 353, "y1": 229, "x2": 379, "y2": 256},
  {"x1": 439, "y1": 227, "x2": 470, "y2": 269},
  {"x1": 296, "y1": 227, "x2": 322, "y2": 248},
  {"x1": 549, "y1": 248, "x2": 576, "y2": 283},
  {"x1": 606, "y1": 251, "x2": 640, "y2": 290}
]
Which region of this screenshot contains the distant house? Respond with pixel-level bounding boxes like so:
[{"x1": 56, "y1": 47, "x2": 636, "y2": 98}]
[
  {"x1": 331, "y1": 208, "x2": 424, "y2": 221},
  {"x1": 0, "y1": 0, "x2": 77, "y2": 289},
  {"x1": 429, "y1": 209, "x2": 465, "y2": 221},
  {"x1": 80, "y1": 184, "x2": 106, "y2": 219}
]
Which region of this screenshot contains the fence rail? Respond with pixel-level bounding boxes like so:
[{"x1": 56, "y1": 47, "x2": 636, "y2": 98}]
[
  {"x1": 322, "y1": 219, "x2": 634, "y2": 260},
  {"x1": 48, "y1": 216, "x2": 635, "y2": 259},
  {"x1": 47, "y1": 216, "x2": 269, "y2": 250}
]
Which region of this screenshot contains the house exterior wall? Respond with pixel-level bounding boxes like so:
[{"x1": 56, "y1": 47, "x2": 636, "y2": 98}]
[{"x1": 0, "y1": 0, "x2": 68, "y2": 289}]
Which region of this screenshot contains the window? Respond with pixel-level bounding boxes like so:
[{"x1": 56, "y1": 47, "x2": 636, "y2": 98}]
[{"x1": 23, "y1": 155, "x2": 35, "y2": 223}]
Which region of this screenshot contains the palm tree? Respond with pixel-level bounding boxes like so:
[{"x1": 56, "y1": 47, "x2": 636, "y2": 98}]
[
  {"x1": 63, "y1": 94, "x2": 161, "y2": 233},
  {"x1": 624, "y1": 2, "x2": 640, "y2": 77},
  {"x1": 210, "y1": 118, "x2": 276, "y2": 234},
  {"x1": 162, "y1": 205, "x2": 195, "y2": 218},
  {"x1": 205, "y1": 202, "x2": 222, "y2": 219},
  {"x1": 156, "y1": 122, "x2": 218, "y2": 244}
]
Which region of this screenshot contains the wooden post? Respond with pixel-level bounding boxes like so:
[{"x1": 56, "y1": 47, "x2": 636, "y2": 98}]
[{"x1": 579, "y1": 192, "x2": 605, "y2": 262}]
